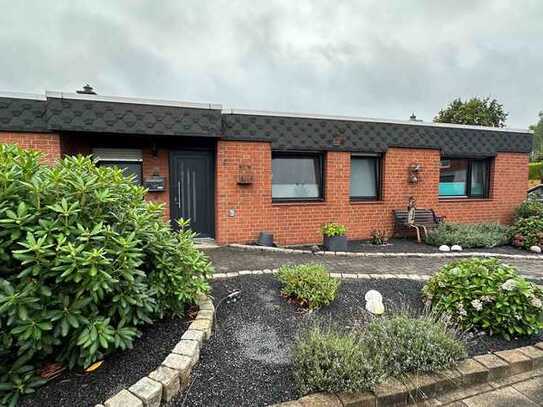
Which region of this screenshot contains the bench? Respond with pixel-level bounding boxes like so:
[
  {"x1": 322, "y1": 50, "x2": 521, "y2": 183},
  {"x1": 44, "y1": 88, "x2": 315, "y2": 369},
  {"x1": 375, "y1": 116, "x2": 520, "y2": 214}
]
[{"x1": 393, "y1": 209, "x2": 444, "y2": 242}]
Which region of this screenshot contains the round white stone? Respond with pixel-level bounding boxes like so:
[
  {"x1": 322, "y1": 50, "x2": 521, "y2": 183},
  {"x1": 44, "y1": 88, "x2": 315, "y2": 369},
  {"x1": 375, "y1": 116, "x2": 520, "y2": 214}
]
[
  {"x1": 366, "y1": 298, "x2": 385, "y2": 315},
  {"x1": 530, "y1": 245, "x2": 542, "y2": 253},
  {"x1": 451, "y1": 245, "x2": 463, "y2": 252},
  {"x1": 438, "y1": 245, "x2": 451, "y2": 252},
  {"x1": 365, "y1": 289, "x2": 382, "y2": 302}
]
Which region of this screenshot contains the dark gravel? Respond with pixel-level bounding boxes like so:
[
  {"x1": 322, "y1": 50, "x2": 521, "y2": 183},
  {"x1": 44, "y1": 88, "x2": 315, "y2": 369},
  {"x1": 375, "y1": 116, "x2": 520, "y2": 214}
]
[
  {"x1": 292, "y1": 238, "x2": 537, "y2": 256},
  {"x1": 21, "y1": 316, "x2": 191, "y2": 407},
  {"x1": 177, "y1": 275, "x2": 543, "y2": 407}
]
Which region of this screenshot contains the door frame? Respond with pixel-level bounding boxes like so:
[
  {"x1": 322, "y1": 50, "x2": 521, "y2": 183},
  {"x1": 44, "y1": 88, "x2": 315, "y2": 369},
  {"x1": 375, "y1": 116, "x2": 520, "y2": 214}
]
[{"x1": 169, "y1": 149, "x2": 216, "y2": 238}]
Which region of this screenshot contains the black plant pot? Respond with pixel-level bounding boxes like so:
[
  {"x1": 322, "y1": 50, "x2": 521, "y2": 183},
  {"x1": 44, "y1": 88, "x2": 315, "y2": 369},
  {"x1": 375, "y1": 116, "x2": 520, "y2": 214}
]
[
  {"x1": 256, "y1": 232, "x2": 274, "y2": 247},
  {"x1": 323, "y1": 235, "x2": 348, "y2": 252}
]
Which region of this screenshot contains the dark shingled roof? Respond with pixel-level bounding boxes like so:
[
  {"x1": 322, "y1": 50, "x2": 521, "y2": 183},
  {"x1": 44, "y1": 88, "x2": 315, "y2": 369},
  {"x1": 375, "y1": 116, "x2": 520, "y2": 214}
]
[
  {"x1": 0, "y1": 94, "x2": 533, "y2": 156},
  {"x1": 222, "y1": 113, "x2": 533, "y2": 157}
]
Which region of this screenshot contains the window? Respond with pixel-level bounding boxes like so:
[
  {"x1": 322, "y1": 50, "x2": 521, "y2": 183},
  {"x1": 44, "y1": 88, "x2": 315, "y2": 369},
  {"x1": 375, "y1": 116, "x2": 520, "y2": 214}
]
[
  {"x1": 439, "y1": 158, "x2": 490, "y2": 198},
  {"x1": 350, "y1": 155, "x2": 380, "y2": 200},
  {"x1": 272, "y1": 152, "x2": 323, "y2": 201},
  {"x1": 93, "y1": 148, "x2": 143, "y2": 185}
]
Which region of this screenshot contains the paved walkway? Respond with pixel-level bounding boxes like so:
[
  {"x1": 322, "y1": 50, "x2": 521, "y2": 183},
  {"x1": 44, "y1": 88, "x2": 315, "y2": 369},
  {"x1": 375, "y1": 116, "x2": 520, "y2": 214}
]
[{"x1": 204, "y1": 247, "x2": 543, "y2": 280}]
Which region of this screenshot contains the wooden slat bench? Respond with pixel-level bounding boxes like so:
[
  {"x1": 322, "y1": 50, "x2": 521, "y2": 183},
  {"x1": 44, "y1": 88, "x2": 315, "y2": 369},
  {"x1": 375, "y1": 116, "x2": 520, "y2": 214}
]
[{"x1": 393, "y1": 209, "x2": 444, "y2": 242}]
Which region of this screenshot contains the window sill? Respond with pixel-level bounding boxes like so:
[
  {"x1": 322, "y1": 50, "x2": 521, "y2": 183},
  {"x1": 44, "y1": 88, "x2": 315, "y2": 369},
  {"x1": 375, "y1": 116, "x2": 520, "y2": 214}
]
[
  {"x1": 350, "y1": 199, "x2": 383, "y2": 205},
  {"x1": 272, "y1": 200, "x2": 326, "y2": 206},
  {"x1": 439, "y1": 197, "x2": 492, "y2": 203}
]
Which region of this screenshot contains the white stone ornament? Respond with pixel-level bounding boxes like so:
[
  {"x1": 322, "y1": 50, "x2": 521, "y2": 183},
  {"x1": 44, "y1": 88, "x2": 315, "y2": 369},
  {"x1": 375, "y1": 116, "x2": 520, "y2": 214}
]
[
  {"x1": 530, "y1": 245, "x2": 542, "y2": 253},
  {"x1": 451, "y1": 245, "x2": 463, "y2": 252},
  {"x1": 365, "y1": 290, "x2": 385, "y2": 315},
  {"x1": 438, "y1": 245, "x2": 451, "y2": 252}
]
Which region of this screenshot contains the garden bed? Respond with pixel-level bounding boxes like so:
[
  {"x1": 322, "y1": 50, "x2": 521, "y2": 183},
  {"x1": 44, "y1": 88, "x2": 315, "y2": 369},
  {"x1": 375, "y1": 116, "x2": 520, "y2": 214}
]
[
  {"x1": 20, "y1": 314, "x2": 193, "y2": 407},
  {"x1": 180, "y1": 275, "x2": 543, "y2": 407},
  {"x1": 291, "y1": 238, "x2": 537, "y2": 256}
]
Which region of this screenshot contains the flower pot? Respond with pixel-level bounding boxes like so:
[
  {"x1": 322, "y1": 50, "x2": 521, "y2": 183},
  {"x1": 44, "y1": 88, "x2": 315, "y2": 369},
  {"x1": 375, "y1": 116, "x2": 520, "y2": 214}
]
[
  {"x1": 256, "y1": 232, "x2": 274, "y2": 247},
  {"x1": 323, "y1": 235, "x2": 347, "y2": 252}
]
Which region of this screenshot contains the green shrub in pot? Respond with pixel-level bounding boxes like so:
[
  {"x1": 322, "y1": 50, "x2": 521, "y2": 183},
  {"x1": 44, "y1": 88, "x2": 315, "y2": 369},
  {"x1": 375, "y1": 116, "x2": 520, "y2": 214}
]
[{"x1": 321, "y1": 223, "x2": 347, "y2": 251}]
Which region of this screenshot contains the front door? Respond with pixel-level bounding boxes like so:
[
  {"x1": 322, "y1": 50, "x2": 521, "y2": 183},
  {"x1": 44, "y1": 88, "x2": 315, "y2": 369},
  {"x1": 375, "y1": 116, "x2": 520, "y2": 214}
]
[{"x1": 170, "y1": 150, "x2": 215, "y2": 238}]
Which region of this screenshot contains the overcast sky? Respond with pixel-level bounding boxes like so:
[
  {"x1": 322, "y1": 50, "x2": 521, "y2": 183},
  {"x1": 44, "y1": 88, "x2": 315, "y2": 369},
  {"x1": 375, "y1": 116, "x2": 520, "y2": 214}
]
[{"x1": 0, "y1": 1, "x2": 541, "y2": 128}]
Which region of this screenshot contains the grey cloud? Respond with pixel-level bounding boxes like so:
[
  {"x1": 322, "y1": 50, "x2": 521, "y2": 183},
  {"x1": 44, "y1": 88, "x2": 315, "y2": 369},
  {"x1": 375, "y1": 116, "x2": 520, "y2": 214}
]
[{"x1": 0, "y1": 0, "x2": 541, "y2": 128}]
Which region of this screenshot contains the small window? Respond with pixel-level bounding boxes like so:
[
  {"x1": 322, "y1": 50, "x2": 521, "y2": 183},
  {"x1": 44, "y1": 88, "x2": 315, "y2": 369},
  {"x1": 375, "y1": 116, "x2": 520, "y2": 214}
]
[
  {"x1": 350, "y1": 155, "x2": 380, "y2": 200},
  {"x1": 272, "y1": 152, "x2": 323, "y2": 201},
  {"x1": 93, "y1": 148, "x2": 143, "y2": 185},
  {"x1": 439, "y1": 158, "x2": 490, "y2": 198}
]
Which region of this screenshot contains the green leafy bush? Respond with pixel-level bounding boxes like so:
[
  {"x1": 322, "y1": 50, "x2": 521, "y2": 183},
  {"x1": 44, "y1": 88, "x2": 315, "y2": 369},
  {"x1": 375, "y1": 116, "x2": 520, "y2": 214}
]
[
  {"x1": 425, "y1": 223, "x2": 510, "y2": 248},
  {"x1": 320, "y1": 223, "x2": 346, "y2": 237},
  {"x1": 529, "y1": 162, "x2": 543, "y2": 180},
  {"x1": 293, "y1": 313, "x2": 465, "y2": 395},
  {"x1": 510, "y1": 217, "x2": 543, "y2": 249},
  {"x1": 423, "y1": 258, "x2": 543, "y2": 339},
  {"x1": 515, "y1": 198, "x2": 543, "y2": 220},
  {"x1": 277, "y1": 264, "x2": 339, "y2": 309},
  {"x1": 293, "y1": 326, "x2": 386, "y2": 395},
  {"x1": 364, "y1": 313, "x2": 466, "y2": 374},
  {"x1": 0, "y1": 145, "x2": 212, "y2": 405}
]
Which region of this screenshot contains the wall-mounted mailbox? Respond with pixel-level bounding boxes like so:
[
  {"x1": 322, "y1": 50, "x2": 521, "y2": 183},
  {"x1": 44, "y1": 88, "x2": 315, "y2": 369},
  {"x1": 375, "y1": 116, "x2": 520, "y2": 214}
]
[
  {"x1": 237, "y1": 164, "x2": 254, "y2": 185},
  {"x1": 144, "y1": 176, "x2": 166, "y2": 192}
]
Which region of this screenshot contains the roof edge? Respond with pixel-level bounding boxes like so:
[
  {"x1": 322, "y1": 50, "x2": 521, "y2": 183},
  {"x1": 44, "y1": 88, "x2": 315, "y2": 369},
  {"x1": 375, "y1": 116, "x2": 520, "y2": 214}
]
[
  {"x1": 45, "y1": 91, "x2": 223, "y2": 110},
  {"x1": 0, "y1": 91, "x2": 46, "y2": 101},
  {"x1": 222, "y1": 108, "x2": 532, "y2": 134}
]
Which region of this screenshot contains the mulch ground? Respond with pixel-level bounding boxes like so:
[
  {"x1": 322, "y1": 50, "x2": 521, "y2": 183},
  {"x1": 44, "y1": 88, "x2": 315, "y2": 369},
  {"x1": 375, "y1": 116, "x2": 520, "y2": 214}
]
[
  {"x1": 21, "y1": 315, "x2": 191, "y2": 407},
  {"x1": 177, "y1": 275, "x2": 543, "y2": 407},
  {"x1": 292, "y1": 238, "x2": 535, "y2": 256}
]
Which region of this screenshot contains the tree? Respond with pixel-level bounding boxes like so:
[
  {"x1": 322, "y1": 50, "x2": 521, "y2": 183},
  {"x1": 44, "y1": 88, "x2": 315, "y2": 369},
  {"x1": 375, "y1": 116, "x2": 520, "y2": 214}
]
[
  {"x1": 529, "y1": 112, "x2": 543, "y2": 161},
  {"x1": 434, "y1": 97, "x2": 508, "y2": 127}
]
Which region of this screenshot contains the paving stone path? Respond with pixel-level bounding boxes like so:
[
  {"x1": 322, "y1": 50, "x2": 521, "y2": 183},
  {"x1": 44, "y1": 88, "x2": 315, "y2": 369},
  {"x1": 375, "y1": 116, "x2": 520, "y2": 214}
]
[{"x1": 205, "y1": 247, "x2": 543, "y2": 280}]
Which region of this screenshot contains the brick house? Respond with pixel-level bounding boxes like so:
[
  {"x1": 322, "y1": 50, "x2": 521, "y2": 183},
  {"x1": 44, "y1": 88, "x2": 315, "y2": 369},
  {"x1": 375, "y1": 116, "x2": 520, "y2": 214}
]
[{"x1": 0, "y1": 90, "x2": 532, "y2": 245}]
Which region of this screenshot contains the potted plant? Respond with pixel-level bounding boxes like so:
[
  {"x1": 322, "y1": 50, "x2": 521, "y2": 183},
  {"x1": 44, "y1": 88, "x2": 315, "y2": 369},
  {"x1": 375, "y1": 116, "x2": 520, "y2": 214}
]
[{"x1": 321, "y1": 222, "x2": 348, "y2": 251}]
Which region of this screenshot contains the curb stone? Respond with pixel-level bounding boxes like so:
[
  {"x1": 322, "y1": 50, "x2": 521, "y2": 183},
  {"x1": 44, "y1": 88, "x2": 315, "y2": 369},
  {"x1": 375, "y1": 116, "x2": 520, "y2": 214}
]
[
  {"x1": 102, "y1": 294, "x2": 215, "y2": 406},
  {"x1": 270, "y1": 343, "x2": 543, "y2": 406},
  {"x1": 228, "y1": 243, "x2": 543, "y2": 260}
]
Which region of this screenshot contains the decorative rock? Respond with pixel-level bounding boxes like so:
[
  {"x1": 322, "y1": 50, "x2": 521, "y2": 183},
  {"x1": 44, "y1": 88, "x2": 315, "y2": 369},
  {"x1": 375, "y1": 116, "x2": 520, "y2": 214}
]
[
  {"x1": 473, "y1": 354, "x2": 511, "y2": 380},
  {"x1": 451, "y1": 245, "x2": 463, "y2": 252},
  {"x1": 365, "y1": 289, "x2": 384, "y2": 315},
  {"x1": 172, "y1": 339, "x2": 200, "y2": 366},
  {"x1": 128, "y1": 377, "x2": 162, "y2": 407},
  {"x1": 438, "y1": 245, "x2": 451, "y2": 252},
  {"x1": 365, "y1": 290, "x2": 382, "y2": 302},
  {"x1": 517, "y1": 346, "x2": 543, "y2": 368},
  {"x1": 162, "y1": 354, "x2": 192, "y2": 383},
  {"x1": 104, "y1": 389, "x2": 143, "y2": 407},
  {"x1": 148, "y1": 366, "x2": 180, "y2": 402},
  {"x1": 530, "y1": 245, "x2": 542, "y2": 253}
]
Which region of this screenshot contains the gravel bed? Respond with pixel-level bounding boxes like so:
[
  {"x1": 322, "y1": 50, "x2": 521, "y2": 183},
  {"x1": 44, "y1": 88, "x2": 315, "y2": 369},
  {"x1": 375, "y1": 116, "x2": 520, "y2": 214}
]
[
  {"x1": 292, "y1": 238, "x2": 535, "y2": 256},
  {"x1": 21, "y1": 315, "x2": 191, "y2": 407},
  {"x1": 178, "y1": 275, "x2": 543, "y2": 407}
]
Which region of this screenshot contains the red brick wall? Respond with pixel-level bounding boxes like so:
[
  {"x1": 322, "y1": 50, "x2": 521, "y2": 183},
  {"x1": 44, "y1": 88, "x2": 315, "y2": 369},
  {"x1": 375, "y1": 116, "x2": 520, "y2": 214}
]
[
  {"x1": 0, "y1": 132, "x2": 62, "y2": 164},
  {"x1": 215, "y1": 140, "x2": 528, "y2": 245},
  {"x1": 142, "y1": 147, "x2": 170, "y2": 220}
]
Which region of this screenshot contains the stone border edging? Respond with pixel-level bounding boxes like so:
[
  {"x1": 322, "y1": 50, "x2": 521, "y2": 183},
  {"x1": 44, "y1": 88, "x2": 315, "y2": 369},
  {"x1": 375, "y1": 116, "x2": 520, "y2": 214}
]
[
  {"x1": 96, "y1": 294, "x2": 215, "y2": 407},
  {"x1": 269, "y1": 344, "x2": 543, "y2": 407},
  {"x1": 212, "y1": 269, "x2": 543, "y2": 284},
  {"x1": 228, "y1": 243, "x2": 543, "y2": 260}
]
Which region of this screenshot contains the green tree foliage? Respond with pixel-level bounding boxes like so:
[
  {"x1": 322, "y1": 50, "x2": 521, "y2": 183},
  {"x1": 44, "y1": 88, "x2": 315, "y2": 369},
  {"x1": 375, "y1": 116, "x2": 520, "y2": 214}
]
[
  {"x1": 0, "y1": 145, "x2": 212, "y2": 406},
  {"x1": 529, "y1": 112, "x2": 543, "y2": 161},
  {"x1": 434, "y1": 97, "x2": 508, "y2": 127}
]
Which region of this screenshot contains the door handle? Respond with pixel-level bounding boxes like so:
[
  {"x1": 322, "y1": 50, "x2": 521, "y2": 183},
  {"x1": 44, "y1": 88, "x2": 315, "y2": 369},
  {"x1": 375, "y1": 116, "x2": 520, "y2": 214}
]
[{"x1": 178, "y1": 181, "x2": 181, "y2": 209}]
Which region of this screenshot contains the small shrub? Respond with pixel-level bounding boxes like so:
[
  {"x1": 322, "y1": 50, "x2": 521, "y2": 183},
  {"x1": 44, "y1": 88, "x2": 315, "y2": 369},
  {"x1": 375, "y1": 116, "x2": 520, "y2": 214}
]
[
  {"x1": 370, "y1": 229, "x2": 387, "y2": 245},
  {"x1": 425, "y1": 223, "x2": 510, "y2": 248},
  {"x1": 515, "y1": 198, "x2": 543, "y2": 220},
  {"x1": 529, "y1": 162, "x2": 543, "y2": 180},
  {"x1": 321, "y1": 223, "x2": 347, "y2": 237},
  {"x1": 510, "y1": 217, "x2": 543, "y2": 249},
  {"x1": 292, "y1": 326, "x2": 385, "y2": 395},
  {"x1": 423, "y1": 258, "x2": 543, "y2": 339},
  {"x1": 277, "y1": 264, "x2": 339, "y2": 309},
  {"x1": 364, "y1": 313, "x2": 467, "y2": 374}
]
